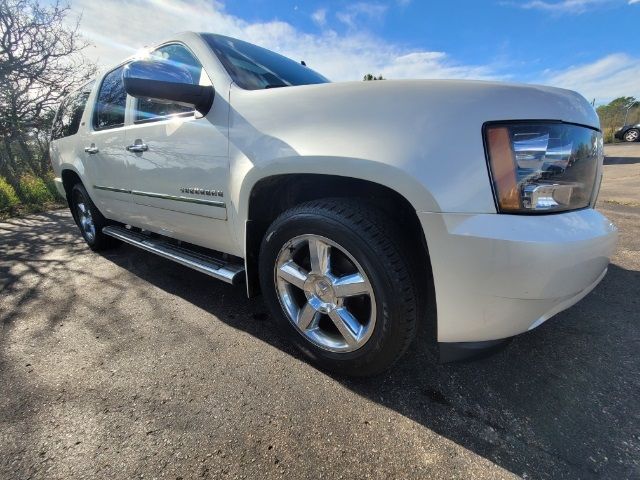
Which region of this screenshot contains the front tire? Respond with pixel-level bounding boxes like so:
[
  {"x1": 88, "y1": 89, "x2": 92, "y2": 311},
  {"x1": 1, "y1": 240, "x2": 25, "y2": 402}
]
[
  {"x1": 259, "y1": 199, "x2": 420, "y2": 376},
  {"x1": 70, "y1": 183, "x2": 119, "y2": 251},
  {"x1": 623, "y1": 129, "x2": 639, "y2": 142}
]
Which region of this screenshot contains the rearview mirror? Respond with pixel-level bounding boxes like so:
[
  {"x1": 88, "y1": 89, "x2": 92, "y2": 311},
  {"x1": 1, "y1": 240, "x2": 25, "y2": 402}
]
[{"x1": 123, "y1": 59, "x2": 214, "y2": 115}]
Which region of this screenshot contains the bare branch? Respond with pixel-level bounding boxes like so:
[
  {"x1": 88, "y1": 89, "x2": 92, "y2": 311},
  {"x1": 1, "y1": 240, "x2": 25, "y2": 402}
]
[{"x1": 0, "y1": 0, "x2": 95, "y2": 177}]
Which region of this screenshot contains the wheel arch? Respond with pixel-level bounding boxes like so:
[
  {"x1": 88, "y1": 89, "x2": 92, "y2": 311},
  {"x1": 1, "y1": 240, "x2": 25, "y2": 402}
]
[
  {"x1": 61, "y1": 168, "x2": 83, "y2": 206},
  {"x1": 243, "y1": 173, "x2": 434, "y2": 304},
  {"x1": 60, "y1": 167, "x2": 109, "y2": 224}
]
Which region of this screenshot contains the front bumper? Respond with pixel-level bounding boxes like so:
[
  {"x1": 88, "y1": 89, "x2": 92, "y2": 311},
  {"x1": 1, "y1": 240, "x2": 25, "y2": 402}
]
[
  {"x1": 418, "y1": 208, "x2": 617, "y2": 343},
  {"x1": 614, "y1": 130, "x2": 624, "y2": 140}
]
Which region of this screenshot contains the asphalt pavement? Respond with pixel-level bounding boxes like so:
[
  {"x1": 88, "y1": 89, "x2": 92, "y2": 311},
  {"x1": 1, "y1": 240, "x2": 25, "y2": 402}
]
[{"x1": 1, "y1": 145, "x2": 638, "y2": 479}]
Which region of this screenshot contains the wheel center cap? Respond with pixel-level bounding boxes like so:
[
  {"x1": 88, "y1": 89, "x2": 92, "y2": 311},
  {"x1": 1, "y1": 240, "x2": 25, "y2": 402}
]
[
  {"x1": 304, "y1": 275, "x2": 337, "y2": 313},
  {"x1": 314, "y1": 279, "x2": 333, "y2": 300}
]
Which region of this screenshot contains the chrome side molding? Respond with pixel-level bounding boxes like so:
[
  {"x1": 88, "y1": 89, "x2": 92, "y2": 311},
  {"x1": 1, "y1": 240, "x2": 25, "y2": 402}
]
[
  {"x1": 131, "y1": 190, "x2": 225, "y2": 208},
  {"x1": 93, "y1": 185, "x2": 226, "y2": 208}
]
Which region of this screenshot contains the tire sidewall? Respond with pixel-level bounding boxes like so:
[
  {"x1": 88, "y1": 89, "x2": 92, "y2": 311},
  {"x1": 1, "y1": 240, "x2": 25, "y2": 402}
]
[{"x1": 260, "y1": 211, "x2": 409, "y2": 373}]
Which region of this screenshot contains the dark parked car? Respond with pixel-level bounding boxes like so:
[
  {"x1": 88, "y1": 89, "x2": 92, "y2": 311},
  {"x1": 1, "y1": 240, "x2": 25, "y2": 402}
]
[{"x1": 614, "y1": 124, "x2": 640, "y2": 142}]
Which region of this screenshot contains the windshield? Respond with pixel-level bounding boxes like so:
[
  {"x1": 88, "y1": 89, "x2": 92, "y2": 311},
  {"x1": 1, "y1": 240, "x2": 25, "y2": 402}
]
[{"x1": 202, "y1": 33, "x2": 329, "y2": 90}]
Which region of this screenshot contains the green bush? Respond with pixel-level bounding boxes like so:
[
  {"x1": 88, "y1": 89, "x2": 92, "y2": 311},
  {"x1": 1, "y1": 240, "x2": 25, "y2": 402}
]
[
  {"x1": 17, "y1": 173, "x2": 54, "y2": 206},
  {"x1": 0, "y1": 176, "x2": 20, "y2": 212},
  {"x1": 603, "y1": 127, "x2": 616, "y2": 144}
]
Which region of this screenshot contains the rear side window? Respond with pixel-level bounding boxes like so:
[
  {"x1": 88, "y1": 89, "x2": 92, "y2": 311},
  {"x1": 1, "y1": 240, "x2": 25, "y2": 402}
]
[
  {"x1": 134, "y1": 44, "x2": 205, "y2": 123},
  {"x1": 93, "y1": 66, "x2": 127, "y2": 130},
  {"x1": 51, "y1": 83, "x2": 93, "y2": 140}
]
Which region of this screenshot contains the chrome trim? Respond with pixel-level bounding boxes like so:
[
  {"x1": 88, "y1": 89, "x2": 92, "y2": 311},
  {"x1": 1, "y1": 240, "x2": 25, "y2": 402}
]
[
  {"x1": 274, "y1": 234, "x2": 377, "y2": 353},
  {"x1": 131, "y1": 190, "x2": 226, "y2": 208},
  {"x1": 126, "y1": 143, "x2": 149, "y2": 153},
  {"x1": 102, "y1": 226, "x2": 244, "y2": 285},
  {"x1": 75, "y1": 198, "x2": 96, "y2": 242},
  {"x1": 92, "y1": 185, "x2": 226, "y2": 208},
  {"x1": 93, "y1": 185, "x2": 131, "y2": 194}
]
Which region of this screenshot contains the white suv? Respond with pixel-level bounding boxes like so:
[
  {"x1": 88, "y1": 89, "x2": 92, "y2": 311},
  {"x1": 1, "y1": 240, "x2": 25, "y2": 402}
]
[{"x1": 50, "y1": 32, "x2": 617, "y2": 375}]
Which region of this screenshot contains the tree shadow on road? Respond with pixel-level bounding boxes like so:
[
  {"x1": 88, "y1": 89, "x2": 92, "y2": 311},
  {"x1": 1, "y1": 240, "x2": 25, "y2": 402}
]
[
  {"x1": 2, "y1": 211, "x2": 638, "y2": 479},
  {"x1": 96, "y1": 239, "x2": 639, "y2": 479}
]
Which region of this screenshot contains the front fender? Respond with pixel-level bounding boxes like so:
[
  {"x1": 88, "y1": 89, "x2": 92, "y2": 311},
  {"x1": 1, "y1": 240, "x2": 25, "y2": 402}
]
[{"x1": 231, "y1": 154, "x2": 440, "y2": 229}]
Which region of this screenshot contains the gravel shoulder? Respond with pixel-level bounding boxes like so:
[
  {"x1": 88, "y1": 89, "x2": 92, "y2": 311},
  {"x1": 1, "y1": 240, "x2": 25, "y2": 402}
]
[{"x1": 600, "y1": 143, "x2": 640, "y2": 207}]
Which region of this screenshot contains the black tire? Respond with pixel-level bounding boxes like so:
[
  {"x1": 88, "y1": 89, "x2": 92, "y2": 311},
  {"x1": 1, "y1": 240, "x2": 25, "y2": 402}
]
[
  {"x1": 259, "y1": 198, "x2": 421, "y2": 376},
  {"x1": 70, "y1": 183, "x2": 119, "y2": 251},
  {"x1": 623, "y1": 128, "x2": 639, "y2": 142}
]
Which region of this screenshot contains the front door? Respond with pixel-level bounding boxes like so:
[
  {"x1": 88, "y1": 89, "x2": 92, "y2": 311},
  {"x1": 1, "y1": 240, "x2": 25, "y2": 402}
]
[
  {"x1": 83, "y1": 65, "x2": 132, "y2": 222},
  {"x1": 125, "y1": 43, "x2": 232, "y2": 252}
]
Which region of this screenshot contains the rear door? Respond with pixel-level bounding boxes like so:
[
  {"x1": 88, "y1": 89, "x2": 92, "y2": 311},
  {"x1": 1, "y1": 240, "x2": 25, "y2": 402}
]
[
  {"x1": 83, "y1": 65, "x2": 132, "y2": 221},
  {"x1": 50, "y1": 82, "x2": 94, "y2": 184},
  {"x1": 124, "y1": 43, "x2": 231, "y2": 250}
]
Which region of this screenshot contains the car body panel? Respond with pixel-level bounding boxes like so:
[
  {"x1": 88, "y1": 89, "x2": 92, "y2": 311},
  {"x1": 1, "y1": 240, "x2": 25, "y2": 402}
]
[
  {"x1": 49, "y1": 31, "x2": 616, "y2": 348},
  {"x1": 228, "y1": 79, "x2": 600, "y2": 236},
  {"x1": 419, "y1": 208, "x2": 617, "y2": 342}
]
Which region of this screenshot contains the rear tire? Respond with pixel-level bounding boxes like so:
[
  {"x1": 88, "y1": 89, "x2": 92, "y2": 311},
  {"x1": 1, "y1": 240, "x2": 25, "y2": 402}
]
[
  {"x1": 259, "y1": 198, "x2": 421, "y2": 376},
  {"x1": 70, "y1": 183, "x2": 119, "y2": 251},
  {"x1": 623, "y1": 128, "x2": 639, "y2": 142}
]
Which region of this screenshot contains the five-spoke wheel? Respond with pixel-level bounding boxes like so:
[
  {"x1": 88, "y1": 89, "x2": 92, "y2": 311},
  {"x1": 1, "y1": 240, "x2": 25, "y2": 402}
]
[
  {"x1": 70, "y1": 182, "x2": 119, "y2": 251},
  {"x1": 75, "y1": 197, "x2": 96, "y2": 242},
  {"x1": 260, "y1": 199, "x2": 420, "y2": 376},
  {"x1": 275, "y1": 234, "x2": 376, "y2": 352},
  {"x1": 623, "y1": 128, "x2": 639, "y2": 143}
]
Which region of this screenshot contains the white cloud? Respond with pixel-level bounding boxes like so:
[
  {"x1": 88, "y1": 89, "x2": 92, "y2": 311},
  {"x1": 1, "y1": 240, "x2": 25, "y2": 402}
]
[
  {"x1": 540, "y1": 54, "x2": 640, "y2": 102},
  {"x1": 311, "y1": 8, "x2": 327, "y2": 27},
  {"x1": 629, "y1": 0, "x2": 639, "y2": 4},
  {"x1": 516, "y1": 0, "x2": 608, "y2": 14},
  {"x1": 67, "y1": 0, "x2": 637, "y2": 103},
  {"x1": 68, "y1": 0, "x2": 497, "y2": 82},
  {"x1": 381, "y1": 52, "x2": 496, "y2": 80},
  {"x1": 335, "y1": 3, "x2": 388, "y2": 29}
]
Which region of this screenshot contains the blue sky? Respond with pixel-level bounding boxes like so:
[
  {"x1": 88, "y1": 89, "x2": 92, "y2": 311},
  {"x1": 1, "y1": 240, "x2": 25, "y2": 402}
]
[
  {"x1": 67, "y1": 0, "x2": 640, "y2": 103},
  {"x1": 224, "y1": 0, "x2": 638, "y2": 74}
]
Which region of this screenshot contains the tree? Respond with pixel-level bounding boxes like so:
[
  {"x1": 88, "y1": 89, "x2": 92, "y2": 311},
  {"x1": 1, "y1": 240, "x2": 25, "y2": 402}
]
[
  {"x1": 0, "y1": 0, "x2": 95, "y2": 181},
  {"x1": 363, "y1": 73, "x2": 385, "y2": 81}
]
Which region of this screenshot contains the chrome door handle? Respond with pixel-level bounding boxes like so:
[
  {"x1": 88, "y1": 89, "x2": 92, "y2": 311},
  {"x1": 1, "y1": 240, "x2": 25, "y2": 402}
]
[
  {"x1": 126, "y1": 143, "x2": 148, "y2": 153},
  {"x1": 84, "y1": 145, "x2": 99, "y2": 154}
]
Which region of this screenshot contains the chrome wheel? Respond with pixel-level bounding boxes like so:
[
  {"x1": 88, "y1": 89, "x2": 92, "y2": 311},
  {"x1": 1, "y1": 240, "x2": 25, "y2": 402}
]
[
  {"x1": 624, "y1": 129, "x2": 639, "y2": 142},
  {"x1": 76, "y1": 199, "x2": 96, "y2": 242},
  {"x1": 274, "y1": 234, "x2": 376, "y2": 353}
]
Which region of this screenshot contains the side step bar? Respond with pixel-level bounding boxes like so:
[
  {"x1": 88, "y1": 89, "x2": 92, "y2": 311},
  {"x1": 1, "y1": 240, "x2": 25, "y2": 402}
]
[{"x1": 102, "y1": 226, "x2": 245, "y2": 285}]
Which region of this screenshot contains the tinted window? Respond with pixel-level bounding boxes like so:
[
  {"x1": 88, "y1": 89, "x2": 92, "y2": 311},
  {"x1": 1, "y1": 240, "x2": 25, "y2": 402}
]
[
  {"x1": 134, "y1": 44, "x2": 204, "y2": 123},
  {"x1": 51, "y1": 82, "x2": 93, "y2": 140},
  {"x1": 93, "y1": 66, "x2": 127, "y2": 130},
  {"x1": 202, "y1": 34, "x2": 329, "y2": 90}
]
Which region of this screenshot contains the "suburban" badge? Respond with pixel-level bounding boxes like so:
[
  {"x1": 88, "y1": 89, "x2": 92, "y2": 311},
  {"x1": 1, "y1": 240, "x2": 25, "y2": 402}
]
[{"x1": 180, "y1": 187, "x2": 224, "y2": 197}]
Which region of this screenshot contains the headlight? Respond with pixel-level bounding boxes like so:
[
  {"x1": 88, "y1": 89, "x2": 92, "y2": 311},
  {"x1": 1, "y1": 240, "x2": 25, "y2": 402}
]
[{"x1": 484, "y1": 122, "x2": 602, "y2": 213}]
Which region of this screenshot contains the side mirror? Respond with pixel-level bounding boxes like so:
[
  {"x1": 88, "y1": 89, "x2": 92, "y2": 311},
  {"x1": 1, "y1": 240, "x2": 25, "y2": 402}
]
[{"x1": 123, "y1": 59, "x2": 214, "y2": 115}]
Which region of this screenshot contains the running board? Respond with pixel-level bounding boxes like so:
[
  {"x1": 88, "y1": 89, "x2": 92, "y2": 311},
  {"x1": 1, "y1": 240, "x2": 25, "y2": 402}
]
[{"x1": 102, "y1": 226, "x2": 245, "y2": 285}]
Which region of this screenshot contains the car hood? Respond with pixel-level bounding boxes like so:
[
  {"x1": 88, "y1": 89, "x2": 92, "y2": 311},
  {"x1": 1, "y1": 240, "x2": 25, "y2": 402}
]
[{"x1": 228, "y1": 79, "x2": 600, "y2": 214}]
